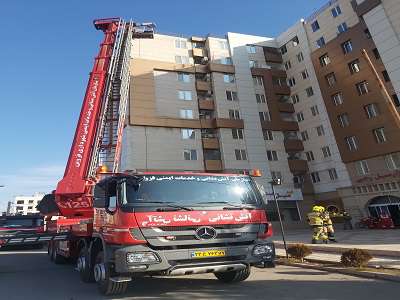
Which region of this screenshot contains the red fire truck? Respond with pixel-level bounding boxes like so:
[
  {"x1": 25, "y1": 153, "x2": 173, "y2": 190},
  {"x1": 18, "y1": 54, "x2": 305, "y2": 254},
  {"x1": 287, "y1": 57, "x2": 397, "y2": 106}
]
[{"x1": 1, "y1": 18, "x2": 275, "y2": 296}]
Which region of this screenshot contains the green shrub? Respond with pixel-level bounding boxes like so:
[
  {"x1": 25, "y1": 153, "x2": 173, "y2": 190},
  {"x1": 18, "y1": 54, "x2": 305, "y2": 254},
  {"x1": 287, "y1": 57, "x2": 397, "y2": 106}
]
[
  {"x1": 287, "y1": 244, "x2": 312, "y2": 261},
  {"x1": 341, "y1": 249, "x2": 372, "y2": 268}
]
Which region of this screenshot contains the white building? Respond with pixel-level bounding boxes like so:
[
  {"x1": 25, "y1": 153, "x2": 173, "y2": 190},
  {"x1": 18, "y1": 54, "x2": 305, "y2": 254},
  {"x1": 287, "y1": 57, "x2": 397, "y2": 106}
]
[{"x1": 7, "y1": 193, "x2": 45, "y2": 215}]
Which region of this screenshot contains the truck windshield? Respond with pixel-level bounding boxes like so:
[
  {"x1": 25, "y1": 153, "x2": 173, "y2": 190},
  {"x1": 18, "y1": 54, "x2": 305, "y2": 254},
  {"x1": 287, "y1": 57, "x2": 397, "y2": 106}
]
[
  {"x1": 0, "y1": 218, "x2": 40, "y2": 227},
  {"x1": 125, "y1": 175, "x2": 262, "y2": 209}
]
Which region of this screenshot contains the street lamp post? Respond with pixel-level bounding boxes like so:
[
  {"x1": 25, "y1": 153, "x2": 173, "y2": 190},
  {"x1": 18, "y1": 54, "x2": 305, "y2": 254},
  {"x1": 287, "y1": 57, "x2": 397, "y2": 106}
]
[{"x1": 270, "y1": 179, "x2": 288, "y2": 259}]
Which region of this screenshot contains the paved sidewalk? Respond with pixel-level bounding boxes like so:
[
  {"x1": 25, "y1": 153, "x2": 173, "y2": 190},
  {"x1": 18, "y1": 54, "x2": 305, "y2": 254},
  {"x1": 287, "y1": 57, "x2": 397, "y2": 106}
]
[{"x1": 273, "y1": 228, "x2": 400, "y2": 269}]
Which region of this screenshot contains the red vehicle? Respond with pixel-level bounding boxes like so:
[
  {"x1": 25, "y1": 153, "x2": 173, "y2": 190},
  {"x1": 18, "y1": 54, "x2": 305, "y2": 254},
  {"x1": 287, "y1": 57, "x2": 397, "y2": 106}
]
[
  {"x1": 0, "y1": 215, "x2": 44, "y2": 248},
  {"x1": 3, "y1": 18, "x2": 275, "y2": 296}
]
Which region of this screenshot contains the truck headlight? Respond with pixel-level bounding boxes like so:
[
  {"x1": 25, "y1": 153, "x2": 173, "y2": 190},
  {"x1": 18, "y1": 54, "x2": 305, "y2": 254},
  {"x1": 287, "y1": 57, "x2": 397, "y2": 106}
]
[
  {"x1": 126, "y1": 252, "x2": 160, "y2": 264},
  {"x1": 253, "y1": 244, "x2": 273, "y2": 256}
]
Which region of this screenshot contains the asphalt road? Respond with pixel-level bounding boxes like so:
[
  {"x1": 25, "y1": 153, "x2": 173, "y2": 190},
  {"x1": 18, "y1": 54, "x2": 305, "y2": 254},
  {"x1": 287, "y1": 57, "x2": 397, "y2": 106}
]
[{"x1": 0, "y1": 249, "x2": 399, "y2": 300}]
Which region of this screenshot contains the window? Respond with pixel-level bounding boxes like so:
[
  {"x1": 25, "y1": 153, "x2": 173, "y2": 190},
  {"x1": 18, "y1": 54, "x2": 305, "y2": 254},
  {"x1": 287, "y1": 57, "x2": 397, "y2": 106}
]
[
  {"x1": 246, "y1": 45, "x2": 256, "y2": 53},
  {"x1": 284, "y1": 61, "x2": 292, "y2": 70},
  {"x1": 325, "y1": 73, "x2": 337, "y2": 87},
  {"x1": 385, "y1": 153, "x2": 400, "y2": 170},
  {"x1": 356, "y1": 160, "x2": 369, "y2": 175},
  {"x1": 372, "y1": 48, "x2": 380, "y2": 60},
  {"x1": 319, "y1": 54, "x2": 331, "y2": 67},
  {"x1": 28, "y1": 200, "x2": 34, "y2": 204},
  {"x1": 181, "y1": 129, "x2": 195, "y2": 139},
  {"x1": 218, "y1": 40, "x2": 229, "y2": 49},
  {"x1": 280, "y1": 45, "x2": 287, "y2": 55},
  {"x1": 342, "y1": 40, "x2": 353, "y2": 54},
  {"x1": 28, "y1": 206, "x2": 33, "y2": 210},
  {"x1": 263, "y1": 130, "x2": 273, "y2": 140},
  {"x1": 226, "y1": 90, "x2": 238, "y2": 101},
  {"x1": 235, "y1": 149, "x2": 247, "y2": 160},
  {"x1": 292, "y1": 36, "x2": 299, "y2": 46},
  {"x1": 253, "y1": 76, "x2": 264, "y2": 86},
  {"x1": 364, "y1": 29, "x2": 372, "y2": 39},
  {"x1": 175, "y1": 39, "x2": 187, "y2": 49},
  {"x1": 305, "y1": 151, "x2": 315, "y2": 161},
  {"x1": 175, "y1": 55, "x2": 189, "y2": 64},
  {"x1": 373, "y1": 127, "x2": 386, "y2": 143},
  {"x1": 249, "y1": 60, "x2": 258, "y2": 68},
  {"x1": 177, "y1": 72, "x2": 190, "y2": 82},
  {"x1": 311, "y1": 105, "x2": 319, "y2": 116},
  {"x1": 316, "y1": 125, "x2": 325, "y2": 136},
  {"x1": 297, "y1": 52, "x2": 304, "y2": 62},
  {"x1": 332, "y1": 92, "x2": 343, "y2": 105},
  {"x1": 267, "y1": 150, "x2": 278, "y2": 161},
  {"x1": 16, "y1": 200, "x2": 24, "y2": 204},
  {"x1": 291, "y1": 94, "x2": 300, "y2": 104},
  {"x1": 301, "y1": 130, "x2": 309, "y2": 141},
  {"x1": 223, "y1": 74, "x2": 235, "y2": 83},
  {"x1": 232, "y1": 129, "x2": 244, "y2": 140},
  {"x1": 306, "y1": 87, "x2": 314, "y2": 97},
  {"x1": 328, "y1": 168, "x2": 338, "y2": 180},
  {"x1": 256, "y1": 94, "x2": 266, "y2": 103},
  {"x1": 229, "y1": 109, "x2": 241, "y2": 119},
  {"x1": 180, "y1": 109, "x2": 193, "y2": 119},
  {"x1": 356, "y1": 81, "x2": 369, "y2": 95},
  {"x1": 337, "y1": 22, "x2": 348, "y2": 34},
  {"x1": 183, "y1": 149, "x2": 197, "y2": 160},
  {"x1": 178, "y1": 90, "x2": 192, "y2": 101},
  {"x1": 337, "y1": 113, "x2": 350, "y2": 127},
  {"x1": 311, "y1": 172, "x2": 321, "y2": 183},
  {"x1": 331, "y1": 5, "x2": 342, "y2": 17},
  {"x1": 382, "y1": 70, "x2": 391, "y2": 82},
  {"x1": 259, "y1": 111, "x2": 271, "y2": 122},
  {"x1": 348, "y1": 59, "x2": 360, "y2": 74},
  {"x1": 221, "y1": 57, "x2": 233, "y2": 65},
  {"x1": 296, "y1": 112, "x2": 304, "y2": 122},
  {"x1": 311, "y1": 20, "x2": 320, "y2": 32},
  {"x1": 301, "y1": 69, "x2": 309, "y2": 79},
  {"x1": 322, "y1": 146, "x2": 331, "y2": 158},
  {"x1": 364, "y1": 103, "x2": 379, "y2": 119},
  {"x1": 393, "y1": 94, "x2": 400, "y2": 107},
  {"x1": 316, "y1": 37, "x2": 325, "y2": 48},
  {"x1": 345, "y1": 136, "x2": 358, "y2": 151},
  {"x1": 288, "y1": 77, "x2": 296, "y2": 87}
]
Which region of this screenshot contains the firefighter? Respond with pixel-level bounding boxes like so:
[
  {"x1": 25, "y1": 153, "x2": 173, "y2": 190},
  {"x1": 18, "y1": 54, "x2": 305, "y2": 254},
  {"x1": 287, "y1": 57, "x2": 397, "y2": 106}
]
[
  {"x1": 307, "y1": 206, "x2": 327, "y2": 244},
  {"x1": 322, "y1": 207, "x2": 337, "y2": 242}
]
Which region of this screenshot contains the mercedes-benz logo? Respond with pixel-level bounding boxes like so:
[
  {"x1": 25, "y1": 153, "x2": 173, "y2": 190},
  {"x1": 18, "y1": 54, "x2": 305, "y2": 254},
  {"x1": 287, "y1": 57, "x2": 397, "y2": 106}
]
[{"x1": 195, "y1": 226, "x2": 217, "y2": 240}]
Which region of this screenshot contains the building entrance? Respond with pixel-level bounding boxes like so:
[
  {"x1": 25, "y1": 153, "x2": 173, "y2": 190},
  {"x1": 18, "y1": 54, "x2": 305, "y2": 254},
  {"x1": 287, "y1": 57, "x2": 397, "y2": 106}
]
[{"x1": 368, "y1": 196, "x2": 400, "y2": 227}]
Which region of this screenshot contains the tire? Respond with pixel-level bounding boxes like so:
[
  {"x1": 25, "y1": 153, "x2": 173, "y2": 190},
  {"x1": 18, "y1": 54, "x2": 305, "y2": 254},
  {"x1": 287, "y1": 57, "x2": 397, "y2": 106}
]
[
  {"x1": 78, "y1": 247, "x2": 95, "y2": 283},
  {"x1": 214, "y1": 266, "x2": 251, "y2": 283},
  {"x1": 95, "y1": 251, "x2": 128, "y2": 296},
  {"x1": 51, "y1": 242, "x2": 65, "y2": 264}
]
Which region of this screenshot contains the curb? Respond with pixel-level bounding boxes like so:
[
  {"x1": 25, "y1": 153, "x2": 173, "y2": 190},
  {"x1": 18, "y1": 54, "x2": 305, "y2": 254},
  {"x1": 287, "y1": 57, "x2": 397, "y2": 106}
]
[
  {"x1": 276, "y1": 260, "x2": 400, "y2": 283},
  {"x1": 274, "y1": 242, "x2": 400, "y2": 258}
]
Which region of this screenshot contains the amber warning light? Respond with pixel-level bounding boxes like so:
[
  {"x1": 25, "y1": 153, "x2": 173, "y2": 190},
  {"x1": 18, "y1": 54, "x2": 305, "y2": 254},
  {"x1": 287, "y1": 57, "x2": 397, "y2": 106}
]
[
  {"x1": 250, "y1": 169, "x2": 262, "y2": 177},
  {"x1": 97, "y1": 165, "x2": 108, "y2": 174}
]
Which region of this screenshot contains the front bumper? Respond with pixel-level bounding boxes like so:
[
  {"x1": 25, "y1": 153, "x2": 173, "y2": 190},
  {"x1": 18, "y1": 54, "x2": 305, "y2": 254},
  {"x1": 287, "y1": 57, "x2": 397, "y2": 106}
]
[{"x1": 113, "y1": 241, "x2": 275, "y2": 274}]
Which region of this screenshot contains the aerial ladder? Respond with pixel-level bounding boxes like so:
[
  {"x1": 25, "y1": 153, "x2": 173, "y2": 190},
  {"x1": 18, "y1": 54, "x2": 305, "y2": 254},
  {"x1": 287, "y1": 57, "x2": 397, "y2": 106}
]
[{"x1": 1, "y1": 18, "x2": 155, "y2": 247}]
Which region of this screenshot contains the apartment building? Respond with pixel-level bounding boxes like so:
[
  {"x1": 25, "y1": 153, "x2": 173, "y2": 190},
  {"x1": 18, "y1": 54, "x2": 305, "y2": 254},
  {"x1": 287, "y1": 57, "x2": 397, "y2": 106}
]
[
  {"x1": 121, "y1": 0, "x2": 400, "y2": 226},
  {"x1": 7, "y1": 193, "x2": 44, "y2": 215}
]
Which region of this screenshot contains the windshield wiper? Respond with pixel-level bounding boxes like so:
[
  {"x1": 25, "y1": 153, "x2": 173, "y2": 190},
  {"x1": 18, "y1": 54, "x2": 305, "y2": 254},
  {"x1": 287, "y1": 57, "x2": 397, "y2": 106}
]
[
  {"x1": 195, "y1": 201, "x2": 256, "y2": 210},
  {"x1": 135, "y1": 201, "x2": 193, "y2": 211}
]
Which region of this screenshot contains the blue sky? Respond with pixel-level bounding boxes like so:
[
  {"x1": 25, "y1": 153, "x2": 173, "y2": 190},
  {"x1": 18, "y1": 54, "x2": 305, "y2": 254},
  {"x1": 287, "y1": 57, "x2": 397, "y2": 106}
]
[{"x1": 0, "y1": 0, "x2": 327, "y2": 211}]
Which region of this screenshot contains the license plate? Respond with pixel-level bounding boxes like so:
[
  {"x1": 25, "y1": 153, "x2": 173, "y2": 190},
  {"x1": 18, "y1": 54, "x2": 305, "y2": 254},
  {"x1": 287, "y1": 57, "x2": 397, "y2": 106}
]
[{"x1": 191, "y1": 250, "x2": 226, "y2": 258}]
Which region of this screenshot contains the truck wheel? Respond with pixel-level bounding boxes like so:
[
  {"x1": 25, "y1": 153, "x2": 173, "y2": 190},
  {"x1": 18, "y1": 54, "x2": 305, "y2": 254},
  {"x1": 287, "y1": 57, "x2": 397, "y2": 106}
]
[
  {"x1": 51, "y1": 243, "x2": 65, "y2": 264},
  {"x1": 214, "y1": 266, "x2": 251, "y2": 283},
  {"x1": 77, "y1": 248, "x2": 95, "y2": 283},
  {"x1": 94, "y1": 251, "x2": 128, "y2": 296}
]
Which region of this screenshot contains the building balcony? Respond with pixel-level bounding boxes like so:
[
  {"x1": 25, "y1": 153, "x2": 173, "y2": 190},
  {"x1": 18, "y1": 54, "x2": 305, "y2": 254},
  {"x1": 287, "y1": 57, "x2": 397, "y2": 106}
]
[
  {"x1": 263, "y1": 47, "x2": 283, "y2": 63},
  {"x1": 208, "y1": 63, "x2": 235, "y2": 74},
  {"x1": 273, "y1": 84, "x2": 291, "y2": 95},
  {"x1": 192, "y1": 48, "x2": 207, "y2": 57},
  {"x1": 205, "y1": 160, "x2": 223, "y2": 171},
  {"x1": 215, "y1": 118, "x2": 244, "y2": 129},
  {"x1": 271, "y1": 69, "x2": 287, "y2": 78},
  {"x1": 288, "y1": 159, "x2": 308, "y2": 174},
  {"x1": 284, "y1": 139, "x2": 304, "y2": 152},
  {"x1": 202, "y1": 138, "x2": 220, "y2": 149},
  {"x1": 277, "y1": 102, "x2": 295, "y2": 113},
  {"x1": 200, "y1": 119, "x2": 215, "y2": 129},
  {"x1": 196, "y1": 80, "x2": 212, "y2": 91},
  {"x1": 198, "y1": 99, "x2": 215, "y2": 110}
]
